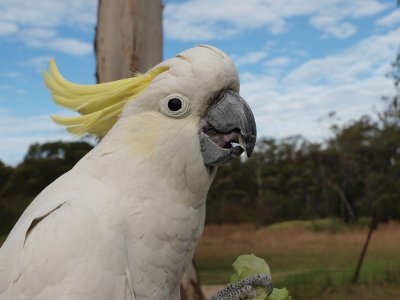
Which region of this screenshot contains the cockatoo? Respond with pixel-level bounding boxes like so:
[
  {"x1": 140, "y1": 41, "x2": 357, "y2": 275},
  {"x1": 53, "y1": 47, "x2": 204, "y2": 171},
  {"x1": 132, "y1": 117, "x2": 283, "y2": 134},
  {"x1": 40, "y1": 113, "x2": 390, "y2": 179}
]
[{"x1": 0, "y1": 45, "x2": 257, "y2": 300}]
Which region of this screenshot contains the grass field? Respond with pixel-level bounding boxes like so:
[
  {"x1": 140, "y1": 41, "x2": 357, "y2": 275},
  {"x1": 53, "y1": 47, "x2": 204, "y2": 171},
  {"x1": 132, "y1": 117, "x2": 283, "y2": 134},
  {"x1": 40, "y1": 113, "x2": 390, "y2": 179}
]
[{"x1": 195, "y1": 220, "x2": 400, "y2": 299}]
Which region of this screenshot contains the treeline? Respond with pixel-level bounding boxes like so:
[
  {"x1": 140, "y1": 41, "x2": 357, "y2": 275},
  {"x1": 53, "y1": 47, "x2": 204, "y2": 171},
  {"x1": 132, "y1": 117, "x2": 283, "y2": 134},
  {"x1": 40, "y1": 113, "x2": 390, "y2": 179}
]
[
  {"x1": 207, "y1": 50, "x2": 400, "y2": 225},
  {"x1": 207, "y1": 106, "x2": 400, "y2": 225},
  {"x1": 0, "y1": 97, "x2": 399, "y2": 235}
]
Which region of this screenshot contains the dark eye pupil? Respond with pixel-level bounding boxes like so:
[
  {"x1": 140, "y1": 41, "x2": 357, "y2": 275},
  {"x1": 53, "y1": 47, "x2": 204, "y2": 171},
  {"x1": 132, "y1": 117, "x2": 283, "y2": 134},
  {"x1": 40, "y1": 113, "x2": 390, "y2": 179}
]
[{"x1": 168, "y1": 98, "x2": 182, "y2": 111}]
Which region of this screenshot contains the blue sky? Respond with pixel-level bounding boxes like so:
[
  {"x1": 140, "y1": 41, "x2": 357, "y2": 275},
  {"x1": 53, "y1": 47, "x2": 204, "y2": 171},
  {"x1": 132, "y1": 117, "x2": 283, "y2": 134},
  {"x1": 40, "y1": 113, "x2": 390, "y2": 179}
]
[{"x1": 0, "y1": 0, "x2": 399, "y2": 165}]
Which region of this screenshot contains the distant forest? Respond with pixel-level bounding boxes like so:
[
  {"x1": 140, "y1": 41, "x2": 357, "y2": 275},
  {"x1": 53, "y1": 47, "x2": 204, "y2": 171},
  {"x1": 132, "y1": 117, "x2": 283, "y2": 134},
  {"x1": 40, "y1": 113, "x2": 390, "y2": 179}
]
[{"x1": 1, "y1": 51, "x2": 399, "y2": 236}]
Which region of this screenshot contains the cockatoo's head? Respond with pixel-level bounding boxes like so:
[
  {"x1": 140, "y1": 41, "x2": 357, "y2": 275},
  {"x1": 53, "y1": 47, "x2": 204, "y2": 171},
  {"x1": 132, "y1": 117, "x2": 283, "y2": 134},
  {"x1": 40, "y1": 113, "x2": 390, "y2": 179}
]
[{"x1": 45, "y1": 45, "x2": 256, "y2": 168}]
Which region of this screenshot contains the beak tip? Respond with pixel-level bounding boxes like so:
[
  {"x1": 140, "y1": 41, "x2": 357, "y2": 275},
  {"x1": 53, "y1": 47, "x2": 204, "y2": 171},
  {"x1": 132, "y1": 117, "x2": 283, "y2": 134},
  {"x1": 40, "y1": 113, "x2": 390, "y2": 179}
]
[
  {"x1": 244, "y1": 134, "x2": 256, "y2": 158},
  {"x1": 246, "y1": 148, "x2": 254, "y2": 158}
]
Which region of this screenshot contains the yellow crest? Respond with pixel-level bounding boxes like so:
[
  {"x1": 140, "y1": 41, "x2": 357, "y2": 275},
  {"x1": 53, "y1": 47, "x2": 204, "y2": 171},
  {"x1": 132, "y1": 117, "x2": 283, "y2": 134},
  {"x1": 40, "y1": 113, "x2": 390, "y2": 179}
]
[{"x1": 44, "y1": 59, "x2": 168, "y2": 137}]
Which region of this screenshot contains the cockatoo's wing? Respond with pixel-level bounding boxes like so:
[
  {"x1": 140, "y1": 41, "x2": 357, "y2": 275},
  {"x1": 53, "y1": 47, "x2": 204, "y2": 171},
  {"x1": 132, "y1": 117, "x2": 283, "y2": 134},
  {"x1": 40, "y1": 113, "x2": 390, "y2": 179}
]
[{"x1": 0, "y1": 169, "x2": 135, "y2": 300}]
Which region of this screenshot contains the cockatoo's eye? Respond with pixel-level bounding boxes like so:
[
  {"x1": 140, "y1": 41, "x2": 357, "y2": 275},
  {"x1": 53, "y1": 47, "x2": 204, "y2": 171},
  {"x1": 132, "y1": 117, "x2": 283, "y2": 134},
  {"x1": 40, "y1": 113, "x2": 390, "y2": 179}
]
[
  {"x1": 168, "y1": 98, "x2": 182, "y2": 111},
  {"x1": 160, "y1": 94, "x2": 190, "y2": 118}
]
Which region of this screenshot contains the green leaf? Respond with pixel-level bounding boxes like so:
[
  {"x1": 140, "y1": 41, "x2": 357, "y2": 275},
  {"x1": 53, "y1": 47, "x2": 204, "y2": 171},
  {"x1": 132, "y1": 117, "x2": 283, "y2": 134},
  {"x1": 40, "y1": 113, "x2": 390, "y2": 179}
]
[
  {"x1": 229, "y1": 254, "x2": 292, "y2": 300},
  {"x1": 230, "y1": 254, "x2": 271, "y2": 300},
  {"x1": 230, "y1": 254, "x2": 271, "y2": 283},
  {"x1": 268, "y1": 288, "x2": 292, "y2": 300}
]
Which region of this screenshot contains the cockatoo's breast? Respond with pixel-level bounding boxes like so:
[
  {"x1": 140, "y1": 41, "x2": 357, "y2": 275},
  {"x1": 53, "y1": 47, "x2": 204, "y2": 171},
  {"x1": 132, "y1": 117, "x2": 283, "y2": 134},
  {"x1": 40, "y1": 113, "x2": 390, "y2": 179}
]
[
  {"x1": 70, "y1": 112, "x2": 213, "y2": 299},
  {"x1": 122, "y1": 193, "x2": 206, "y2": 299}
]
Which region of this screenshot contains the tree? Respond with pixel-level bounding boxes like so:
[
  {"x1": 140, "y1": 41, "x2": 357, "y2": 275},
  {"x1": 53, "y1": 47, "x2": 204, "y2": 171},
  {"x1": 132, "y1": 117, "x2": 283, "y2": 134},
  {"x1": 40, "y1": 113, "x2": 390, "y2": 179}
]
[
  {"x1": 95, "y1": 0, "x2": 162, "y2": 81},
  {"x1": 352, "y1": 46, "x2": 400, "y2": 283},
  {"x1": 0, "y1": 141, "x2": 93, "y2": 235},
  {"x1": 0, "y1": 161, "x2": 13, "y2": 191}
]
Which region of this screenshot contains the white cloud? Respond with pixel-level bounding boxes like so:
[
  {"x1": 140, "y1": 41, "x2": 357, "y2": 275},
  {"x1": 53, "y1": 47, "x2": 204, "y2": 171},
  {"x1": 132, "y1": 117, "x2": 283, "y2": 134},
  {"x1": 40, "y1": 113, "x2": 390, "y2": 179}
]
[
  {"x1": 285, "y1": 29, "x2": 400, "y2": 85},
  {"x1": 235, "y1": 51, "x2": 267, "y2": 66},
  {"x1": 0, "y1": 0, "x2": 96, "y2": 55},
  {"x1": 22, "y1": 56, "x2": 52, "y2": 72},
  {"x1": 164, "y1": 0, "x2": 388, "y2": 41},
  {"x1": 18, "y1": 27, "x2": 92, "y2": 56},
  {"x1": 376, "y1": 9, "x2": 400, "y2": 26},
  {"x1": 0, "y1": 110, "x2": 74, "y2": 165},
  {"x1": 264, "y1": 56, "x2": 291, "y2": 67},
  {"x1": 17, "y1": 27, "x2": 92, "y2": 56},
  {"x1": 0, "y1": 0, "x2": 96, "y2": 29},
  {"x1": 310, "y1": 15, "x2": 356, "y2": 38},
  {"x1": 21, "y1": 28, "x2": 56, "y2": 42},
  {"x1": 47, "y1": 38, "x2": 92, "y2": 56},
  {"x1": 243, "y1": 76, "x2": 393, "y2": 141},
  {"x1": 240, "y1": 29, "x2": 398, "y2": 141},
  {"x1": 0, "y1": 21, "x2": 18, "y2": 36}
]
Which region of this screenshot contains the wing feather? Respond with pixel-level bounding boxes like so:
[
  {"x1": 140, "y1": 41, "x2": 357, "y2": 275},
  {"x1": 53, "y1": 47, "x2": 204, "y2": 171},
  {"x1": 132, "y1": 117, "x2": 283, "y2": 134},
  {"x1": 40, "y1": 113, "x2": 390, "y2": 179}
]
[{"x1": 0, "y1": 169, "x2": 133, "y2": 300}]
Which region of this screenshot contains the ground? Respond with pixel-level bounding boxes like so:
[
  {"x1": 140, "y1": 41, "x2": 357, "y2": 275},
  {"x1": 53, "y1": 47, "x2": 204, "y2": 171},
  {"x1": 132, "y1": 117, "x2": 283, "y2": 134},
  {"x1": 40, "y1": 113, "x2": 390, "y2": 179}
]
[{"x1": 195, "y1": 220, "x2": 400, "y2": 299}]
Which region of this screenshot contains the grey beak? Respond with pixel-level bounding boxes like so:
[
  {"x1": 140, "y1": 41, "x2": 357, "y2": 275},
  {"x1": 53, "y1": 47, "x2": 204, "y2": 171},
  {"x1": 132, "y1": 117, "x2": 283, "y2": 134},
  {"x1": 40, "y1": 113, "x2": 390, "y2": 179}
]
[{"x1": 200, "y1": 90, "x2": 257, "y2": 166}]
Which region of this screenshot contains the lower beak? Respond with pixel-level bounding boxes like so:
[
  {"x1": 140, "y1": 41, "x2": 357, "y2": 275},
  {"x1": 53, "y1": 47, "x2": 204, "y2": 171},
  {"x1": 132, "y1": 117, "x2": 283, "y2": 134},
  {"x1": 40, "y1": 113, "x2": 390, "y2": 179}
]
[{"x1": 200, "y1": 90, "x2": 257, "y2": 166}]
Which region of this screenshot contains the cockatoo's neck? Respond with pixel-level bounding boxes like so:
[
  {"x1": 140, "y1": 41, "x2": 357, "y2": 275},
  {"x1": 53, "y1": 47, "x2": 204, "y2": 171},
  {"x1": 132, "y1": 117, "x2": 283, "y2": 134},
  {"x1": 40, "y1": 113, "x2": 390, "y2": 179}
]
[{"x1": 77, "y1": 112, "x2": 217, "y2": 207}]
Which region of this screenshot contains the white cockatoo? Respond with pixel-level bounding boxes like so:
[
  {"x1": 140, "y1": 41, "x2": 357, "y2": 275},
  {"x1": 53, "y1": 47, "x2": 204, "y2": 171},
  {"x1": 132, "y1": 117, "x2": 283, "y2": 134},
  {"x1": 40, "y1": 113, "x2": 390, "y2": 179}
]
[{"x1": 0, "y1": 45, "x2": 257, "y2": 300}]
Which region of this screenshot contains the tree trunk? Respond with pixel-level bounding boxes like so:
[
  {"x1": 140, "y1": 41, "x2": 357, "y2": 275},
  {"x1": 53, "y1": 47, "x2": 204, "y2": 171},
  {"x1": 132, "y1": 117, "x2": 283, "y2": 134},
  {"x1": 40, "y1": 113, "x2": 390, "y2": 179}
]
[
  {"x1": 326, "y1": 179, "x2": 356, "y2": 222},
  {"x1": 95, "y1": 1, "x2": 204, "y2": 299},
  {"x1": 95, "y1": 0, "x2": 163, "y2": 82},
  {"x1": 351, "y1": 214, "x2": 378, "y2": 284}
]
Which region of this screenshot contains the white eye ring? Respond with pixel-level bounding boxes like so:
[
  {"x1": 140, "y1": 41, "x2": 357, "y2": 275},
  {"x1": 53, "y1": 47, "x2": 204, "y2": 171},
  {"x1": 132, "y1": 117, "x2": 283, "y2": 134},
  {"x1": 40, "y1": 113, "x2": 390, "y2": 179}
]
[{"x1": 160, "y1": 94, "x2": 190, "y2": 118}]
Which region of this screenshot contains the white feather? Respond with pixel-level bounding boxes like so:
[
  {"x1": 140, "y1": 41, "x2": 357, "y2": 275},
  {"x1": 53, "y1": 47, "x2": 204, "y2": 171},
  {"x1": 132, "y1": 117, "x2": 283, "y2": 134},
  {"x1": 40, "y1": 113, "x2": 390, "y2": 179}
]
[{"x1": 0, "y1": 45, "x2": 239, "y2": 300}]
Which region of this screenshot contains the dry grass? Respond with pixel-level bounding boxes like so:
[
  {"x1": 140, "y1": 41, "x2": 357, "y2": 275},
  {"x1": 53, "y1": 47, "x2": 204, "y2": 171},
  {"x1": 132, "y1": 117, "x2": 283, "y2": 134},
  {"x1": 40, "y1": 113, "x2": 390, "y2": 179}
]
[
  {"x1": 195, "y1": 221, "x2": 400, "y2": 299},
  {"x1": 196, "y1": 221, "x2": 400, "y2": 256}
]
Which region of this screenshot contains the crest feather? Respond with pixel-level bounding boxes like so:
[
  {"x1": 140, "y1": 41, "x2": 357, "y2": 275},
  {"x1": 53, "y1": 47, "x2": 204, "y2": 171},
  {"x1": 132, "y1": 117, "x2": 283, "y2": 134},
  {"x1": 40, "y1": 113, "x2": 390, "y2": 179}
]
[{"x1": 44, "y1": 58, "x2": 167, "y2": 137}]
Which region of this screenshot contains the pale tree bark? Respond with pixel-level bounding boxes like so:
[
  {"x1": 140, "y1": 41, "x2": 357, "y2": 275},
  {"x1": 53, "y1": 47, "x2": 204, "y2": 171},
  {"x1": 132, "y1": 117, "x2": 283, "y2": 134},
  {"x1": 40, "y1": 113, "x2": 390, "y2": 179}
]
[
  {"x1": 95, "y1": 0, "x2": 163, "y2": 82},
  {"x1": 95, "y1": 1, "x2": 204, "y2": 299},
  {"x1": 325, "y1": 178, "x2": 356, "y2": 222}
]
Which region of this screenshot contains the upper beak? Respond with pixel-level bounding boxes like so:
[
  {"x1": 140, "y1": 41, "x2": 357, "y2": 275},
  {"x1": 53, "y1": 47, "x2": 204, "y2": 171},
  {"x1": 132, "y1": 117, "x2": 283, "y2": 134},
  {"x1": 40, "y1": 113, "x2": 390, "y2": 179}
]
[{"x1": 200, "y1": 90, "x2": 257, "y2": 166}]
